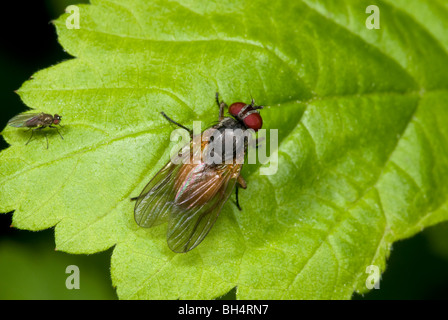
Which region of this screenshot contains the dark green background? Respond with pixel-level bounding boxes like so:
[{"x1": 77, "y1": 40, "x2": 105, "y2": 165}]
[{"x1": 1, "y1": 0, "x2": 447, "y2": 300}]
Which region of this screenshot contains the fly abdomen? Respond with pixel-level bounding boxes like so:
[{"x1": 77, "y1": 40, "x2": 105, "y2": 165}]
[{"x1": 174, "y1": 163, "x2": 222, "y2": 209}]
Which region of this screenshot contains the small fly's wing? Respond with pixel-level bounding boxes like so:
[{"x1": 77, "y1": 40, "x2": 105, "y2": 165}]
[
  {"x1": 7, "y1": 113, "x2": 41, "y2": 128},
  {"x1": 167, "y1": 163, "x2": 242, "y2": 253}
]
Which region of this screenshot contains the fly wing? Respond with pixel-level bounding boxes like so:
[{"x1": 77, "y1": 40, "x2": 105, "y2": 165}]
[
  {"x1": 7, "y1": 113, "x2": 41, "y2": 128},
  {"x1": 134, "y1": 161, "x2": 183, "y2": 228},
  {"x1": 167, "y1": 163, "x2": 242, "y2": 253},
  {"x1": 134, "y1": 145, "x2": 191, "y2": 228}
]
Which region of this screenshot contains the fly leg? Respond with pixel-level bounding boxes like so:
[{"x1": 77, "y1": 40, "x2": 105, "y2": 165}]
[
  {"x1": 235, "y1": 186, "x2": 241, "y2": 211},
  {"x1": 161, "y1": 112, "x2": 192, "y2": 135},
  {"x1": 49, "y1": 125, "x2": 64, "y2": 141},
  {"x1": 255, "y1": 136, "x2": 265, "y2": 149},
  {"x1": 25, "y1": 127, "x2": 44, "y2": 146},
  {"x1": 25, "y1": 129, "x2": 35, "y2": 146},
  {"x1": 215, "y1": 92, "x2": 227, "y2": 121},
  {"x1": 44, "y1": 132, "x2": 49, "y2": 149},
  {"x1": 235, "y1": 175, "x2": 247, "y2": 211}
]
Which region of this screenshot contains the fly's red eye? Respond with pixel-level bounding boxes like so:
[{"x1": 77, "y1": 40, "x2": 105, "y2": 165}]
[
  {"x1": 53, "y1": 114, "x2": 61, "y2": 125},
  {"x1": 243, "y1": 113, "x2": 263, "y2": 131},
  {"x1": 228, "y1": 102, "x2": 246, "y2": 117}
]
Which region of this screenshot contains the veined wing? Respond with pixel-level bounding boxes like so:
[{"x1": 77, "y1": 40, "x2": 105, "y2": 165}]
[
  {"x1": 134, "y1": 145, "x2": 191, "y2": 228},
  {"x1": 7, "y1": 113, "x2": 41, "y2": 127},
  {"x1": 167, "y1": 163, "x2": 242, "y2": 253},
  {"x1": 134, "y1": 161, "x2": 183, "y2": 228}
]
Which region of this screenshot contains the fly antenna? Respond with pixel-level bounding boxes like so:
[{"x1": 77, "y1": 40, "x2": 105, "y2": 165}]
[{"x1": 249, "y1": 91, "x2": 255, "y2": 107}]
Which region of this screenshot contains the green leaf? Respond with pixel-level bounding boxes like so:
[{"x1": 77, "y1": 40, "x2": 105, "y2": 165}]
[{"x1": 1, "y1": 0, "x2": 448, "y2": 299}]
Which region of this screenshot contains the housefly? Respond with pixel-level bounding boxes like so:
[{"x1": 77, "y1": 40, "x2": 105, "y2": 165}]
[
  {"x1": 133, "y1": 93, "x2": 263, "y2": 253},
  {"x1": 7, "y1": 112, "x2": 63, "y2": 149}
]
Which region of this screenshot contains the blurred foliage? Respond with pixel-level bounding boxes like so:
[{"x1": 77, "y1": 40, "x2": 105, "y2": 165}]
[
  {"x1": 0, "y1": 214, "x2": 116, "y2": 299},
  {"x1": 355, "y1": 221, "x2": 448, "y2": 299}
]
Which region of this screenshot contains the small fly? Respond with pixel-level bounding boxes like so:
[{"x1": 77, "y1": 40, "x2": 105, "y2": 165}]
[
  {"x1": 7, "y1": 112, "x2": 64, "y2": 149},
  {"x1": 133, "y1": 93, "x2": 263, "y2": 253}
]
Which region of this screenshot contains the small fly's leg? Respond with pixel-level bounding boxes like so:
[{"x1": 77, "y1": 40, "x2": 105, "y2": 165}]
[
  {"x1": 25, "y1": 130, "x2": 35, "y2": 146},
  {"x1": 25, "y1": 127, "x2": 44, "y2": 146},
  {"x1": 49, "y1": 125, "x2": 64, "y2": 140},
  {"x1": 161, "y1": 112, "x2": 192, "y2": 135},
  {"x1": 235, "y1": 175, "x2": 247, "y2": 211},
  {"x1": 44, "y1": 132, "x2": 49, "y2": 149},
  {"x1": 215, "y1": 92, "x2": 227, "y2": 121}
]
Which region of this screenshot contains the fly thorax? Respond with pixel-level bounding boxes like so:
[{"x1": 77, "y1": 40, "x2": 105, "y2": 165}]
[
  {"x1": 41, "y1": 114, "x2": 54, "y2": 126},
  {"x1": 202, "y1": 119, "x2": 249, "y2": 165}
]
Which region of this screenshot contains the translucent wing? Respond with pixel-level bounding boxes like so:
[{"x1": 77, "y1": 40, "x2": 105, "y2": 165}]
[
  {"x1": 134, "y1": 161, "x2": 184, "y2": 228},
  {"x1": 7, "y1": 113, "x2": 41, "y2": 127},
  {"x1": 134, "y1": 143, "x2": 192, "y2": 227},
  {"x1": 167, "y1": 163, "x2": 242, "y2": 253}
]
